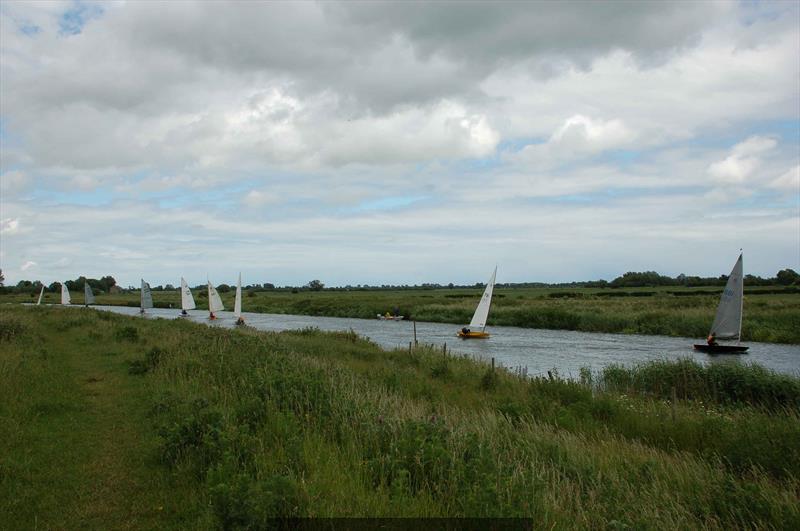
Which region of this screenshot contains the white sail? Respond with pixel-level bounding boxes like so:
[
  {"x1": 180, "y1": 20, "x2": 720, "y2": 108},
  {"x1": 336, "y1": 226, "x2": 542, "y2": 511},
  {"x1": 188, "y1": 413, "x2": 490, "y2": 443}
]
[
  {"x1": 207, "y1": 281, "x2": 224, "y2": 312},
  {"x1": 234, "y1": 272, "x2": 242, "y2": 318},
  {"x1": 61, "y1": 283, "x2": 71, "y2": 305},
  {"x1": 36, "y1": 285, "x2": 44, "y2": 305},
  {"x1": 180, "y1": 277, "x2": 196, "y2": 310},
  {"x1": 709, "y1": 254, "x2": 744, "y2": 341},
  {"x1": 84, "y1": 283, "x2": 96, "y2": 305},
  {"x1": 141, "y1": 279, "x2": 153, "y2": 310},
  {"x1": 468, "y1": 266, "x2": 497, "y2": 330}
]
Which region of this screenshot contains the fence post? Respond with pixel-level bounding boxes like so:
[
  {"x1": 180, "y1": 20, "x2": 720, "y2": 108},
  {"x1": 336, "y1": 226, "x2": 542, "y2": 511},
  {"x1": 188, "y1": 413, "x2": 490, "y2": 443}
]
[
  {"x1": 442, "y1": 342, "x2": 447, "y2": 359},
  {"x1": 413, "y1": 320, "x2": 417, "y2": 346},
  {"x1": 409, "y1": 341, "x2": 412, "y2": 354},
  {"x1": 491, "y1": 357, "x2": 495, "y2": 373}
]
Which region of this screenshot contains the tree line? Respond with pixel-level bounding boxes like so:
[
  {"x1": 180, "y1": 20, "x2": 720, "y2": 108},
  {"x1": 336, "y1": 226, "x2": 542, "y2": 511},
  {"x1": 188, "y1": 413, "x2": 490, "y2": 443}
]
[{"x1": 0, "y1": 269, "x2": 797, "y2": 295}]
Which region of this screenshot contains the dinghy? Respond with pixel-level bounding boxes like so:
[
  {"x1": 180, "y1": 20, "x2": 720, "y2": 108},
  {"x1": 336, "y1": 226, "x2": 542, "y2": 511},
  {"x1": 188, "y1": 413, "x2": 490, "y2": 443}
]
[
  {"x1": 207, "y1": 280, "x2": 224, "y2": 320},
  {"x1": 61, "y1": 283, "x2": 71, "y2": 305},
  {"x1": 458, "y1": 266, "x2": 497, "y2": 339},
  {"x1": 693, "y1": 253, "x2": 749, "y2": 354},
  {"x1": 180, "y1": 277, "x2": 196, "y2": 316},
  {"x1": 36, "y1": 285, "x2": 44, "y2": 305},
  {"x1": 234, "y1": 273, "x2": 245, "y2": 325},
  {"x1": 140, "y1": 279, "x2": 153, "y2": 315},
  {"x1": 84, "y1": 284, "x2": 95, "y2": 307}
]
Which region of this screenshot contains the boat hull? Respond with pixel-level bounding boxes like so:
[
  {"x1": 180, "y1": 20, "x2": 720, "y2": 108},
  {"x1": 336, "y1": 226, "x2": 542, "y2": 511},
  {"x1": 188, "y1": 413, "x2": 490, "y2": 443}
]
[
  {"x1": 693, "y1": 344, "x2": 749, "y2": 354},
  {"x1": 457, "y1": 331, "x2": 490, "y2": 339}
]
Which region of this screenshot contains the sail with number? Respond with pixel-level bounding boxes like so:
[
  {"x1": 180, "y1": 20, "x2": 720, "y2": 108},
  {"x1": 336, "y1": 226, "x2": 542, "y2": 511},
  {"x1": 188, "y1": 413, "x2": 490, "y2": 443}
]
[
  {"x1": 36, "y1": 285, "x2": 44, "y2": 305},
  {"x1": 84, "y1": 283, "x2": 95, "y2": 305},
  {"x1": 180, "y1": 277, "x2": 196, "y2": 311},
  {"x1": 141, "y1": 279, "x2": 153, "y2": 311},
  {"x1": 208, "y1": 281, "x2": 224, "y2": 313},
  {"x1": 234, "y1": 273, "x2": 242, "y2": 319},
  {"x1": 469, "y1": 266, "x2": 497, "y2": 330},
  {"x1": 61, "y1": 283, "x2": 71, "y2": 305},
  {"x1": 709, "y1": 254, "x2": 744, "y2": 341}
]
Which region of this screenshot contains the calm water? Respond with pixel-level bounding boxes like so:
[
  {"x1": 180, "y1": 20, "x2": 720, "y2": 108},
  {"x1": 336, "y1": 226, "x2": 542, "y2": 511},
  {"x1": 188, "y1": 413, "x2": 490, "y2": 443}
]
[{"x1": 79, "y1": 304, "x2": 800, "y2": 378}]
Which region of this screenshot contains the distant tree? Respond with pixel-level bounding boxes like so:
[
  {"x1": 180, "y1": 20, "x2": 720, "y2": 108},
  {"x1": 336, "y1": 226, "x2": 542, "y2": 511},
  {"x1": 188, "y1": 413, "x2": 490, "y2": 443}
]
[
  {"x1": 48, "y1": 281, "x2": 60, "y2": 293},
  {"x1": 306, "y1": 280, "x2": 324, "y2": 291},
  {"x1": 217, "y1": 284, "x2": 231, "y2": 293},
  {"x1": 164, "y1": 284, "x2": 175, "y2": 291},
  {"x1": 776, "y1": 268, "x2": 799, "y2": 286},
  {"x1": 99, "y1": 276, "x2": 116, "y2": 292},
  {"x1": 263, "y1": 283, "x2": 275, "y2": 290},
  {"x1": 610, "y1": 271, "x2": 676, "y2": 288}
]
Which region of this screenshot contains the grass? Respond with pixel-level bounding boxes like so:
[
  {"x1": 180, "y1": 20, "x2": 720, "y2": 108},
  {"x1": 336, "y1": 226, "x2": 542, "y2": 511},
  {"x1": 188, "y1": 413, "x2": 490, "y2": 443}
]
[
  {"x1": 1, "y1": 306, "x2": 799, "y2": 528},
  {"x1": 6, "y1": 284, "x2": 799, "y2": 343}
]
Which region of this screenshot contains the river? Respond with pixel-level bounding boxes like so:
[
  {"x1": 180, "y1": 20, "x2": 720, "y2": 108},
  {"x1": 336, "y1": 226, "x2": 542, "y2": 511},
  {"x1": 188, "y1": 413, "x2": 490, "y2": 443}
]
[{"x1": 82, "y1": 304, "x2": 800, "y2": 378}]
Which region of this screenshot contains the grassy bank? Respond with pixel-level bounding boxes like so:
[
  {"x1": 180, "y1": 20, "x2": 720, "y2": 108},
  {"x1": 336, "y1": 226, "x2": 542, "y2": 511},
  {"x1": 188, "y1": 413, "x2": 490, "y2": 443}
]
[
  {"x1": 7, "y1": 284, "x2": 799, "y2": 343},
  {"x1": 1, "y1": 306, "x2": 799, "y2": 527}
]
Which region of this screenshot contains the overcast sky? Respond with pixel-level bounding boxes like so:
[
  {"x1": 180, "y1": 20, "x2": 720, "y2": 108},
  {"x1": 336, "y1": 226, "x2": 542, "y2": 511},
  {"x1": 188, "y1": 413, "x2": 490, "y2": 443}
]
[{"x1": 1, "y1": 0, "x2": 798, "y2": 288}]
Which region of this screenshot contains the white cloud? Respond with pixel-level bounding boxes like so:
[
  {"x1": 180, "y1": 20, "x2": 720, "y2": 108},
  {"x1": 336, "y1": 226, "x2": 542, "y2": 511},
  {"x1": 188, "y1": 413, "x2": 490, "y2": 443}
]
[
  {"x1": 708, "y1": 136, "x2": 777, "y2": 184},
  {"x1": 1, "y1": 218, "x2": 20, "y2": 234},
  {"x1": 242, "y1": 189, "x2": 279, "y2": 208},
  {"x1": 20, "y1": 260, "x2": 36, "y2": 271},
  {"x1": 769, "y1": 165, "x2": 800, "y2": 191}
]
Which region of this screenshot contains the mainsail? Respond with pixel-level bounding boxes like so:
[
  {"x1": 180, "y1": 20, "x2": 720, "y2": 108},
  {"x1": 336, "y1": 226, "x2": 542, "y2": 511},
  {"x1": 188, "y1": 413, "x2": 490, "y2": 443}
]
[
  {"x1": 469, "y1": 266, "x2": 497, "y2": 330},
  {"x1": 36, "y1": 285, "x2": 44, "y2": 305},
  {"x1": 709, "y1": 254, "x2": 744, "y2": 341},
  {"x1": 61, "y1": 283, "x2": 71, "y2": 305},
  {"x1": 84, "y1": 284, "x2": 96, "y2": 305},
  {"x1": 141, "y1": 279, "x2": 154, "y2": 310},
  {"x1": 234, "y1": 273, "x2": 242, "y2": 318},
  {"x1": 208, "y1": 281, "x2": 225, "y2": 313},
  {"x1": 180, "y1": 277, "x2": 196, "y2": 310}
]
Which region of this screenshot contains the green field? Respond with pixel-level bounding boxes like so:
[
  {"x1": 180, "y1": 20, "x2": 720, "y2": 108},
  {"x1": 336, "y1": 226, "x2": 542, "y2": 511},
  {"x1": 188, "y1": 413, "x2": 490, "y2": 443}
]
[
  {"x1": 8, "y1": 284, "x2": 800, "y2": 343},
  {"x1": 2, "y1": 306, "x2": 799, "y2": 527}
]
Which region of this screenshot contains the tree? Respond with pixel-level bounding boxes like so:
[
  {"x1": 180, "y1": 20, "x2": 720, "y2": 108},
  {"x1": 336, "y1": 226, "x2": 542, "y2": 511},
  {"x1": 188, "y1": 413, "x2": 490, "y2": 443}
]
[
  {"x1": 306, "y1": 280, "x2": 324, "y2": 291},
  {"x1": 776, "y1": 268, "x2": 800, "y2": 286}
]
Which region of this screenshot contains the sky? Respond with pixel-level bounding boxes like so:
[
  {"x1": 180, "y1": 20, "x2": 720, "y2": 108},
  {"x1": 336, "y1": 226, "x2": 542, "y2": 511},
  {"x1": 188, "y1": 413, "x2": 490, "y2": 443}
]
[{"x1": 1, "y1": 0, "x2": 798, "y2": 288}]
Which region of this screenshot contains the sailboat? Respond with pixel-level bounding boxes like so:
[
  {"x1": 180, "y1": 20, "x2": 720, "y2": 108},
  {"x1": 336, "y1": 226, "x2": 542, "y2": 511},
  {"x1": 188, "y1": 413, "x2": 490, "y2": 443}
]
[
  {"x1": 61, "y1": 283, "x2": 71, "y2": 305},
  {"x1": 84, "y1": 283, "x2": 96, "y2": 307},
  {"x1": 140, "y1": 279, "x2": 153, "y2": 315},
  {"x1": 207, "y1": 280, "x2": 224, "y2": 320},
  {"x1": 36, "y1": 285, "x2": 44, "y2": 305},
  {"x1": 234, "y1": 273, "x2": 245, "y2": 325},
  {"x1": 180, "y1": 277, "x2": 195, "y2": 316},
  {"x1": 693, "y1": 253, "x2": 748, "y2": 354},
  {"x1": 457, "y1": 266, "x2": 497, "y2": 339}
]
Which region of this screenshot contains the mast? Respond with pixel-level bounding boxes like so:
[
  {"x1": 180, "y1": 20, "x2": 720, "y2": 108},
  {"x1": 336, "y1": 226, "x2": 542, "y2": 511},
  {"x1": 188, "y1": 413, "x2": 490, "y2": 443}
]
[{"x1": 738, "y1": 251, "x2": 744, "y2": 345}]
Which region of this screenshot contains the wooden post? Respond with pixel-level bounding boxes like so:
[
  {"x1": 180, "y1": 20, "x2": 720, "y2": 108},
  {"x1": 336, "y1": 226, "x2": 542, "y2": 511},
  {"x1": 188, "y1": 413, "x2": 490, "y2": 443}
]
[
  {"x1": 442, "y1": 342, "x2": 447, "y2": 358},
  {"x1": 671, "y1": 386, "x2": 677, "y2": 421},
  {"x1": 408, "y1": 341, "x2": 412, "y2": 354},
  {"x1": 413, "y1": 320, "x2": 417, "y2": 346},
  {"x1": 491, "y1": 357, "x2": 495, "y2": 373}
]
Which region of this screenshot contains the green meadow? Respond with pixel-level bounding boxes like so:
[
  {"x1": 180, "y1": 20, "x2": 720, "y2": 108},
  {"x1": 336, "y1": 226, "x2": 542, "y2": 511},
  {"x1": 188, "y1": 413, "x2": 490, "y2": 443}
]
[
  {"x1": 1, "y1": 306, "x2": 799, "y2": 527},
  {"x1": 12, "y1": 284, "x2": 800, "y2": 343}
]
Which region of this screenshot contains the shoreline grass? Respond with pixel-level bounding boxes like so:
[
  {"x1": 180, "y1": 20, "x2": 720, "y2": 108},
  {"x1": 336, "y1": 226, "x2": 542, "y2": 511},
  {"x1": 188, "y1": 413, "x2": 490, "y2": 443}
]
[
  {"x1": 2, "y1": 306, "x2": 799, "y2": 527},
  {"x1": 4, "y1": 284, "x2": 799, "y2": 344}
]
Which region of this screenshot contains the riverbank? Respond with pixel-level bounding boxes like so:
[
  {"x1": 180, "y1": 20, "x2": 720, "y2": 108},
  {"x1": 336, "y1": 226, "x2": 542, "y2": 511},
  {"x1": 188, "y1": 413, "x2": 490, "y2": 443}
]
[
  {"x1": 7, "y1": 285, "x2": 799, "y2": 343},
  {"x1": 1, "y1": 306, "x2": 798, "y2": 526}
]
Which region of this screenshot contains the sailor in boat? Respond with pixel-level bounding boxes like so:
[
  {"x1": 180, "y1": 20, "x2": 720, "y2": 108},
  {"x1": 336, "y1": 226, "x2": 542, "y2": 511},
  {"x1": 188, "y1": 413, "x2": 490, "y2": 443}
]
[
  {"x1": 181, "y1": 309, "x2": 188, "y2": 316},
  {"x1": 235, "y1": 316, "x2": 245, "y2": 326},
  {"x1": 707, "y1": 333, "x2": 718, "y2": 346},
  {"x1": 209, "y1": 312, "x2": 216, "y2": 320},
  {"x1": 461, "y1": 327, "x2": 470, "y2": 335},
  {"x1": 139, "y1": 308, "x2": 145, "y2": 315}
]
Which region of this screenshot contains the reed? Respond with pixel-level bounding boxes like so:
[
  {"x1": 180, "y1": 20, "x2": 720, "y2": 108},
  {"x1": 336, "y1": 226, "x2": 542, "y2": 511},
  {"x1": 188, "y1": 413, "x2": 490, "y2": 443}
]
[{"x1": 1, "y1": 306, "x2": 798, "y2": 528}]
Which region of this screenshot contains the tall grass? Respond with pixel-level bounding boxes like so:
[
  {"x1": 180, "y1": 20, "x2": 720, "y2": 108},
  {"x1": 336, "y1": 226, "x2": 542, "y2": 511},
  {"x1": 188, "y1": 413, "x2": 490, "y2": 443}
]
[{"x1": 2, "y1": 306, "x2": 799, "y2": 528}]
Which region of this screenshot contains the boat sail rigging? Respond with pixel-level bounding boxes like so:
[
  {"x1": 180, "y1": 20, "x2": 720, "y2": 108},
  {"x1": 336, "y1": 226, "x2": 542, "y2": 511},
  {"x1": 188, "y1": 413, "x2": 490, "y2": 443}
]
[
  {"x1": 140, "y1": 279, "x2": 153, "y2": 314},
  {"x1": 61, "y1": 283, "x2": 71, "y2": 305},
  {"x1": 458, "y1": 266, "x2": 497, "y2": 339},
  {"x1": 84, "y1": 284, "x2": 95, "y2": 306},
  {"x1": 693, "y1": 253, "x2": 748, "y2": 353},
  {"x1": 180, "y1": 277, "x2": 196, "y2": 316},
  {"x1": 36, "y1": 285, "x2": 44, "y2": 305},
  {"x1": 234, "y1": 273, "x2": 244, "y2": 325},
  {"x1": 207, "y1": 280, "x2": 224, "y2": 319}
]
